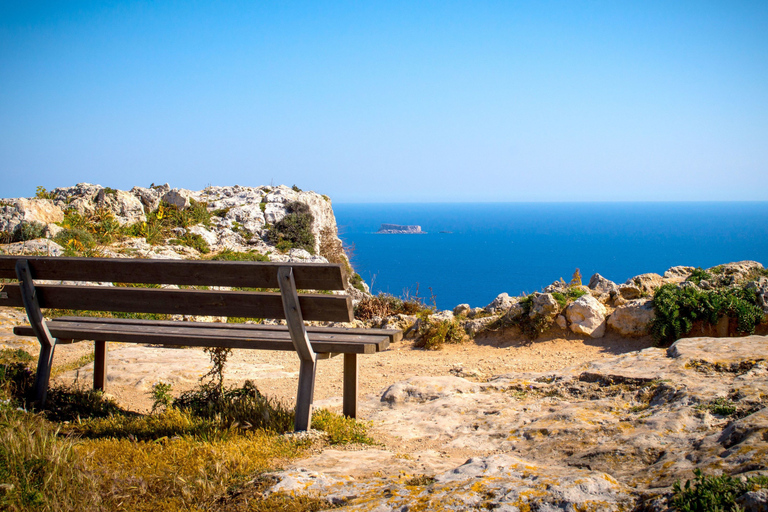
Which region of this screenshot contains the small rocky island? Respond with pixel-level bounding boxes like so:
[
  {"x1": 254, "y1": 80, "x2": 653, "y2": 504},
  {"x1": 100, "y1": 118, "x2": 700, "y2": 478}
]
[{"x1": 376, "y1": 223, "x2": 424, "y2": 234}]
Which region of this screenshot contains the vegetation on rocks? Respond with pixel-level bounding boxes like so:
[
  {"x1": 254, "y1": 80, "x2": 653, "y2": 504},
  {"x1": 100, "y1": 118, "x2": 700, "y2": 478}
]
[
  {"x1": 266, "y1": 201, "x2": 315, "y2": 253},
  {"x1": 670, "y1": 469, "x2": 768, "y2": 512},
  {"x1": 414, "y1": 314, "x2": 468, "y2": 350},
  {"x1": 650, "y1": 283, "x2": 764, "y2": 345},
  {"x1": 354, "y1": 292, "x2": 428, "y2": 320}
]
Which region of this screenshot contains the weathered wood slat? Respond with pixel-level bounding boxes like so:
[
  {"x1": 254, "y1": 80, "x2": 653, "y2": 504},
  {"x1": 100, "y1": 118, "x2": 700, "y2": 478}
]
[
  {"x1": 0, "y1": 256, "x2": 347, "y2": 290},
  {"x1": 55, "y1": 315, "x2": 401, "y2": 345},
  {"x1": 1, "y1": 284, "x2": 353, "y2": 322},
  {"x1": 16, "y1": 319, "x2": 389, "y2": 346},
  {"x1": 13, "y1": 322, "x2": 382, "y2": 354}
]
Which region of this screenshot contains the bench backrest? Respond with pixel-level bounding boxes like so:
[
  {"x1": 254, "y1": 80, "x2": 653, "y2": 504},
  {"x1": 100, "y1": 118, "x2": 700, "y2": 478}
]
[{"x1": 0, "y1": 256, "x2": 353, "y2": 322}]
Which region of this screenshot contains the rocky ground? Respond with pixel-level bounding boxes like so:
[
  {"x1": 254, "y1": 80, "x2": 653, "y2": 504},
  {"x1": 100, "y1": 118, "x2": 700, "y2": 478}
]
[{"x1": 2, "y1": 306, "x2": 767, "y2": 511}]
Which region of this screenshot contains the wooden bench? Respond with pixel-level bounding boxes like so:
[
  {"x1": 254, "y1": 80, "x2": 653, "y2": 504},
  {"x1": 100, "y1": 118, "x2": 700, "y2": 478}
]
[{"x1": 0, "y1": 255, "x2": 400, "y2": 430}]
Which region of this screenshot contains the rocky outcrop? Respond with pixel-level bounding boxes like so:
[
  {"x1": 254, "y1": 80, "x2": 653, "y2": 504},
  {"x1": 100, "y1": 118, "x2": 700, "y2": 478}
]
[
  {"x1": 376, "y1": 224, "x2": 423, "y2": 234},
  {"x1": 0, "y1": 183, "x2": 361, "y2": 292},
  {"x1": 266, "y1": 335, "x2": 768, "y2": 510}
]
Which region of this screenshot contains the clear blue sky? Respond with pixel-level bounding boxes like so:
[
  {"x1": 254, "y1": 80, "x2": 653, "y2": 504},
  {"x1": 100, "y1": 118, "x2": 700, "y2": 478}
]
[{"x1": 1, "y1": 1, "x2": 766, "y2": 202}]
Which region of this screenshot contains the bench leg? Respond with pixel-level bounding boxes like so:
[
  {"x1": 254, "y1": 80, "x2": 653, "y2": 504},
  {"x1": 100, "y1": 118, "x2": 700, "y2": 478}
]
[
  {"x1": 94, "y1": 341, "x2": 107, "y2": 391},
  {"x1": 34, "y1": 340, "x2": 56, "y2": 409},
  {"x1": 294, "y1": 359, "x2": 317, "y2": 431},
  {"x1": 343, "y1": 353, "x2": 358, "y2": 419}
]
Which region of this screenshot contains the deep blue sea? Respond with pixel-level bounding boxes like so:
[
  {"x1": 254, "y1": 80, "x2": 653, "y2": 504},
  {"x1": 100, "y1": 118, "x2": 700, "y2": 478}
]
[{"x1": 333, "y1": 202, "x2": 768, "y2": 311}]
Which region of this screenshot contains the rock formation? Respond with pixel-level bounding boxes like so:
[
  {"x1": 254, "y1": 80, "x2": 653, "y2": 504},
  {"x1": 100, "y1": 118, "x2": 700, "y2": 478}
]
[
  {"x1": 266, "y1": 335, "x2": 768, "y2": 510},
  {"x1": 376, "y1": 224, "x2": 424, "y2": 234}
]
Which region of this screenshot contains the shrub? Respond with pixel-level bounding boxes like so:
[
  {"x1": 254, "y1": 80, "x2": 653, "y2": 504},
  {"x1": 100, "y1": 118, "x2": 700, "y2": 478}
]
[
  {"x1": 414, "y1": 316, "x2": 468, "y2": 350},
  {"x1": 686, "y1": 267, "x2": 713, "y2": 285},
  {"x1": 169, "y1": 232, "x2": 210, "y2": 253},
  {"x1": 650, "y1": 283, "x2": 764, "y2": 345},
  {"x1": 12, "y1": 222, "x2": 46, "y2": 242},
  {"x1": 53, "y1": 228, "x2": 97, "y2": 256},
  {"x1": 350, "y1": 272, "x2": 366, "y2": 293},
  {"x1": 35, "y1": 186, "x2": 55, "y2": 200},
  {"x1": 207, "y1": 249, "x2": 270, "y2": 262},
  {"x1": 266, "y1": 201, "x2": 315, "y2": 253},
  {"x1": 670, "y1": 469, "x2": 768, "y2": 511},
  {"x1": 355, "y1": 293, "x2": 428, "y2": 320}
]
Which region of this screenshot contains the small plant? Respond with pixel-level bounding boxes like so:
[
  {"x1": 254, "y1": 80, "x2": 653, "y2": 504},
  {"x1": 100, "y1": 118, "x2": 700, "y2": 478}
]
[
  {"x1": 698, "y1": 397, "x2": 737, "y2": 417},
  {"x1": 686, "y1": 267, "x2": 713, "y2": 285},
  {"x1": 102, "y1": 187, "x2": 118, "y2": 196},
  {"x1": 211, "y1": 207, "x2": 231, "y2": 217},
  {"x1": 35, "y1": 186, "x2": 55, "y2": 199},
  {"x1": 12, "y1": 221, "x2": 46, "y2": 242},
  {"x1": 150, "y1": 382, "x2": 174, "y2": 413},
  {"x1": 670, "y1": 469, "x2": 768, "y2": 511},
  {"x1": 570, "y1": 268, "x2": 582, "y2": 287},
  {"x1": 54, "y1": 228, "x2": 98, "y2": 256},
  {"x1": 350, "y1": 272, "x2": 366, "y2": 293},
  {"x1": 291, "y1": 184, "x2": 302, "y2": 192},
  {"x1": 415, "y1": 316, "x2": 468, "y2": 350}
]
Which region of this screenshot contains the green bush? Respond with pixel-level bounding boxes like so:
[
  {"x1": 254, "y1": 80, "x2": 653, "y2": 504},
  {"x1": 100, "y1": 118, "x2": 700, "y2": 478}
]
[
  {"x1": 670, "y1": 469, "x2": 768, "y2": 511},
  {"x1": 311, "y1": 409, "x2": 374, "y2": 445},
  {"x1": 12, "y1": 222, "x2": 46, "y2": 242},
  {"x1": 415, "y1": 316, "x2": 467, "y2": 350},
  {"x1": 207, "y1": 249, "x2": 270, "y2": 262},
  {"x1": 35, "y1": 186, "x2": 55, "y2": 200},
  {"x1": 53, "y1": 228, "x2": 97, "y2": 256},
  {"x1": 686, "y1": 267, "x2": 713, "y2": 285},
  {"x1": 650, "y1": 283, "x2": 764, "y2": 345},
  {"x1": 266, "y1": 201, "x2": 315, "y2": 253}
]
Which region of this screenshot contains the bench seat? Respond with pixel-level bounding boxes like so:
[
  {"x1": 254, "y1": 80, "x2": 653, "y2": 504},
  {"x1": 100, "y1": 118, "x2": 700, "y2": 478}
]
[{"x1": 14, "y1": 316, "x2": 395, "y2": 354}]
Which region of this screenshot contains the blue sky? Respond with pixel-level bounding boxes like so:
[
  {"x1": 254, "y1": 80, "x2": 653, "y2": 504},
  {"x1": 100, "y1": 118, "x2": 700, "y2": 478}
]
[{"x1": 1, "y1": 1, "x2": 766, "y2": 202}]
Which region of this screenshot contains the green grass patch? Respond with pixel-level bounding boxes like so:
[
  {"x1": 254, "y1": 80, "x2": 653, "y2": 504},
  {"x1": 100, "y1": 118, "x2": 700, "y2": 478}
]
[{"x1": 207, "y1": 249, "x2": 270, "y2": 262}]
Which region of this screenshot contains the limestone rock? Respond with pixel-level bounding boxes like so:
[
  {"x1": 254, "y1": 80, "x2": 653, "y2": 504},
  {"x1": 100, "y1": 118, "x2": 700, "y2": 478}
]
[
  {"x1": 381, "y1": 376, "x2": 480, "y2": 405},
  {"x1": 530, "y1": 292, "x2": 559, "y2": 321},
  {"x1": 504, "y1": 302, "x2": 525, "y2": 322},
  {"x1": 663, "y1": 265, "x2": 695, "y2": 283},
  {"x1": 130, "y1": 184, "x2": 169, "y2": 212},
  {"x1": 566, "y1": 294, "x2": 607, "y2": 338},
  {"x1": 485, "y1": 293, "x2": 515, "y2": 314},
  {"x1": 708, "y1": 260, "x2": 765, "y2": 286},
  {"x1": 97, "y1": 189, "x2": 145, "y2": 225},
  {"x1": 588, "y1": 273, "x2": 618, "y2": 294},
  {"x1": 625, "y1": 273, "x2": 663, "y2": 295},
  {"x1": 431, "y1": 310, "x2": 455, "y2": 323},
  {"x1": 0, "y1": 198, "x2": 64, "y2": 236},
  {"x1": 161, "y1": 188, "x2": 197, "y2": 210},
  {"x1": 0, "y1": 239, "x2": 63, "y2": 256},
  {"x1": 555, "y1": 314, "x2": 567, "y2": 329},
  {"x1": 187, "y1": 226, "x2": 217, "y2": 248},
  {"x1": 453, "y1": 304, "x2": 471, "y2": 316},
  {"x1": 737, "y1": 489, "x2": 768, "y2": 512},
  {"x1": 618, "y1": 283, "x2": 644, "y2": 300},
  {"x1": 461, "y1": 316, "x2": 497, "y2": 337},
  {"x1": 543, "y1": 278, "x2": 568, "y2": 293},
  {"x1": 466, "y1": 307, "x2": 485, "y2": 319},
  {"x1": 607, "y1": 298, "x2": 655, "y2": 337}
]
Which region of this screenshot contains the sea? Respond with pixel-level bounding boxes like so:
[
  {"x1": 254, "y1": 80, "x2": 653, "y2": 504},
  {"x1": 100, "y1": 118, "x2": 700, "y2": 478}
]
[{"x1": 333, "y1": 202, "x2": 768, "y2": 311}]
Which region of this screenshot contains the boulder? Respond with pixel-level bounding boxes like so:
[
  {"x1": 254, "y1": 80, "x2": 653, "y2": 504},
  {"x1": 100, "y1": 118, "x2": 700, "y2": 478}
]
[
  {"x1": 462, "y1": 316, "x2": 497, "y2": 337},
  {"x1": 708, "y1": 260, "x2": 765, "y2": 286},
  {"x1": 607, "y1": 298, "x2": 655, "y2": 337},
  {"x1": 588, "y1": 273, "x2": 618, "y2": 294},
  {"x1": 504, "y1": 302, "x2": 525, "y2": 322},
  {"x1": 484, "y1": 293, "x2": 515, "y2": 314},
  {"x1": 555, "y1": 314, "x2": 568, "y2": 329},
  {"x1": 431, "y1": 310, "x2": 455, "y2": 323},
  {"x1": 625, "y1": 273, "x2": 663, "y2": 295},
  {"x1": 453, "y1": 304, "x2": 471, "y2": 316},
  {"x1": 161, "y1": 188, "x2": 197, "y2": 210},
  {"x1": 381, "y1": 376, "x2": 480, "y2": 405},
  {"x1": 97, "y1": 189, "x2": 146, "y2": 225},
  {"x1": 566, "y1": 295, "x2": 607, "y2": 338},
  {"x1": 131, "y1": 184, "x2": 169, "y2": 212},
  {"x1": 0, "y1": 198, "x2": 64, "y2": 236},
  {"x1": 543, "y1": 278, "x2": 568, "y2": 293},
  {"x1": 530, "y1": 292, "x2": 559, "y2": 321},
  {"x1": 618, "y1": 283, "x2": 643, "y2": 300},
  {"x1": 663, "y1": 265, "x2": 695, "y2": 283}
]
